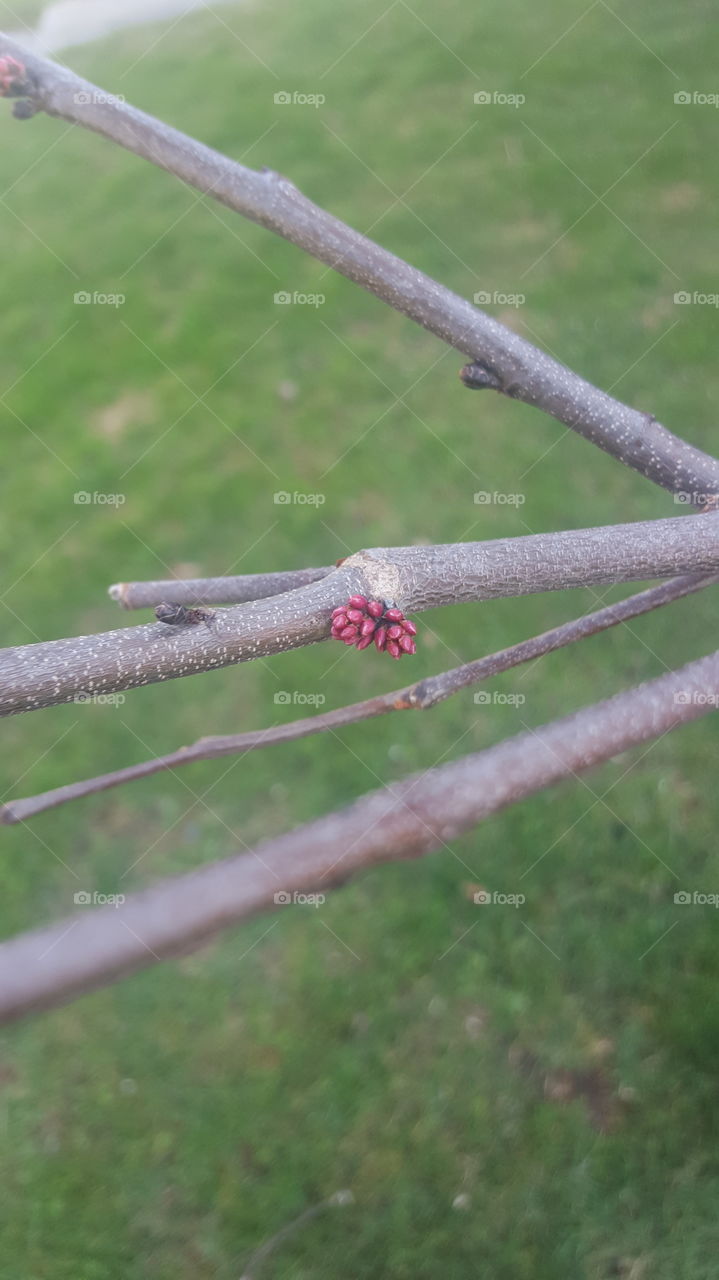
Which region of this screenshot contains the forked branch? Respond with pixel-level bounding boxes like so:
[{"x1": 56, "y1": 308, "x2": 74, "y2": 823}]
[
  {"x1": 3, "y1": 571, "x2": 715, "y2": 823},
  {"x1": 2, "y1": 516, "x2": 718, "y2": 716}
]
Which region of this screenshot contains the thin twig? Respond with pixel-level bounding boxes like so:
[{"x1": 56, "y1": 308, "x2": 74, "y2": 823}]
[
  {"x1": 2, "y1": 516, "x2": 719, "y2": 716},
  {"x1": 109, "y1": 566, "x2": 332, "y2": 609},
  {"x1": 0, "y1": 647, "x2": 717, "y2": 1024},
  {"x1": 2, "y1": 572, "x2": 715, "y2": 823},
  {"x1": 1, "y1": 33, "x2": 717, "y2": 503},
  {"x1": 240, "y1": 1192, "x2": 353, "y2": 1280}
]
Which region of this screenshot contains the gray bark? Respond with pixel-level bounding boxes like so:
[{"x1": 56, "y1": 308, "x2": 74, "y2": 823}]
[
  {"x1": 1, "y1": 33, "x2": 718, "y2": 502},
  {"x1": 1, "y1": 516, "x2": 718, "y2": 716},
  {"x1": 0, "y1": 647, "x2": 716, "y2": 1024}
]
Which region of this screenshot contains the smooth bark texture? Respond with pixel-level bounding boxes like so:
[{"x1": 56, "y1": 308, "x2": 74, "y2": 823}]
[
  {"x1": 1, "y1": 33, "x2": 718, "y2": 502},
  {"x1": 3, "y1": 572, "x2": 715, "y2": 823},
  {"x1": 109, "y1": 567, "x2": 332, "y2": 609},
  {"x1": 1, "y1": 516, "x2": 718, "y2": 716},
  {"x1": 0, "y1": 648, "x2": 717, "y2": 1024}
]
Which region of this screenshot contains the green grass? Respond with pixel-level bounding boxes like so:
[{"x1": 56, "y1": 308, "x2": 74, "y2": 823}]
[{"x1": 1, "y1": 0, "x2": 719, "y2": 1275}]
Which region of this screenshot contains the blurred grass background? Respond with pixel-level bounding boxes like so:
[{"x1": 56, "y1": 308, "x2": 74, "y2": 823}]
[{"x1": 1, "y1": 0, "x2": 719, "y2": 1275}]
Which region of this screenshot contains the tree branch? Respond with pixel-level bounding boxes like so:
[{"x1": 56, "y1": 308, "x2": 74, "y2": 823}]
[
  {"x1": 2, "y1": 516, "x2": 719, "y2": 716},
  {"x1": 108, "y1": 566, "x2": 332, "y2": 609},
  {"x1": 1, "y1": 648, "x2": 717, "y2": 1024},
  {"x1": 1, "y1": 34, "x2": 717, "y2": 502},
  {"x1": 3, "y1": 571, "x2": 715, "y2": 824}
]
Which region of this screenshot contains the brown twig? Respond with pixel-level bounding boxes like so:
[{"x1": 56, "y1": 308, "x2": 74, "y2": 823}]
[
  {"x1": 0, "y1": 647, "x2": 717, "y2": 1024},
  {"x1": 1, "y1": 33, "x2": 717, "y2": 503},
  {"x1": 2, "y1": 516, "x2": 719, "y2": 717},
  {"x1": 3, "y1": 572, "x2": 715, "y2": 824}
]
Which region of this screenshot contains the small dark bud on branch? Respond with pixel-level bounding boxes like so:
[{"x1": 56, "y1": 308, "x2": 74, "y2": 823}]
[
  {"x1": 155, "y1": 602, "x2": 216, "y2": 627},
  {"x1": 459, "y1": 362, "x2": 503, "y2": 391}
]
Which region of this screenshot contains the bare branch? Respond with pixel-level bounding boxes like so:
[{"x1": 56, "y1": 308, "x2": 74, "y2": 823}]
[
  {"x1": 1, "y1": 35, "x2": 717, "y2": 502},
  {"x1": 0, "y1": 648, "x2": 717, "y2": 1024},
  {"x1": 3, "y1": 572, "x2": 715, "y2": 824},
  {"x1": 2, "y1": 516, "x2": 719, "y2": 717},
  {"x1": 108, "y1": 566, "x2": 332, "y2": 609}
]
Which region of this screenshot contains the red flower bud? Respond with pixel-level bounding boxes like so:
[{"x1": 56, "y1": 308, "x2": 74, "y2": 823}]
[
  {"x1": 0, "y1": 56, "x2": 27, "y2": 95},
  {"x1": 330, "y1": 598, "x2": 417, "y2": 658}
]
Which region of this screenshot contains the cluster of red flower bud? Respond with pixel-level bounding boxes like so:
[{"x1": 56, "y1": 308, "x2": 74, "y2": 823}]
[
  {"x1": 0, "y1": 57, "x2": 26, "y2": 96},
  {"x1": 330, "y1": 596, "x2": 417, "y2": 659}
]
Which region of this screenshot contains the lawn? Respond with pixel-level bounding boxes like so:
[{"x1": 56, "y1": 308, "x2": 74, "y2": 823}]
[{"x1": 1, "y1": 0, "x2": 719, "y2": 1275}]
